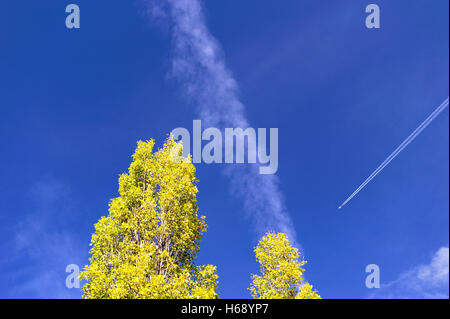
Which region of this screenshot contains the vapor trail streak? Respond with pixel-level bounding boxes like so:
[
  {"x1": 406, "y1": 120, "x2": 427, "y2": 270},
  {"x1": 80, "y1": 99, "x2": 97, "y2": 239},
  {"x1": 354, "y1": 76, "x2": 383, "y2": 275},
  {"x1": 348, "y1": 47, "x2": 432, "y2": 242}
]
[
  {"x1": 145, "y1": 0, "x2": 297, "y2": 244},
  {"x1": 339, "y1": 97, "x2": 449, "y2": 209},
  {"x1": 342, "y1": 97, "x2": 449, "y2": 203}
]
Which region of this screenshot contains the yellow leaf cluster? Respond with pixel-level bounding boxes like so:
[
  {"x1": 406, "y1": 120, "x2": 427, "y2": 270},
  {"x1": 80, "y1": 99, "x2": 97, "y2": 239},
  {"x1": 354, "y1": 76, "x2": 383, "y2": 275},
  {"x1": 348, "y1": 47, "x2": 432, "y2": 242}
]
[
  {"x1": 80, "y1": 137, "x2": 218, "y2": 299},
  {"x1": 249, "y1": 232, "x2": 321, "y2": 299}
]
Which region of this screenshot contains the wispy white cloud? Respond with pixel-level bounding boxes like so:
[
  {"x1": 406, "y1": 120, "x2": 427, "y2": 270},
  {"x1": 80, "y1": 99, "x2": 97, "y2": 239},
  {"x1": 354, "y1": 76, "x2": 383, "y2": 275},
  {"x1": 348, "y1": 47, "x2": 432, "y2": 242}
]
[
  {"x1": 8, "y1": 177, "x2": 87, "y2": 298},
  {"x1": 369, "y1": 247, "x2": 449, "y2": 299},
  {"x1": 144, "y1": 0, "x2": 298, "y2": 244}
]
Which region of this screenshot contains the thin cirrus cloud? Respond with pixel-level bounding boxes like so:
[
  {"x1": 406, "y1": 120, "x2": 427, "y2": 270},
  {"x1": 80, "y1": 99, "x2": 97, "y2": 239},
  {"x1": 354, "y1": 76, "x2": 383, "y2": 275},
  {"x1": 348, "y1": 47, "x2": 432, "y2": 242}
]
[
  {"x1": 143, "y1": 0, "x2": 298, "y2": 245},
  {"x1": 369, "y1": 246, "x2": 449, "y2": 299},
  {"x1": 8, "y1": 178, "x2": 86, "y2": 298}
]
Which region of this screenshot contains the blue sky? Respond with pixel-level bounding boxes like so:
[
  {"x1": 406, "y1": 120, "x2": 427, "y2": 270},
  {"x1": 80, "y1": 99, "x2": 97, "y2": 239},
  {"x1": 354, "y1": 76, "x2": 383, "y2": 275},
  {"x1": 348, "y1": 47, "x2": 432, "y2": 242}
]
[{"x1": 0, "y1": 0, "x2": 448, "y2": 298}]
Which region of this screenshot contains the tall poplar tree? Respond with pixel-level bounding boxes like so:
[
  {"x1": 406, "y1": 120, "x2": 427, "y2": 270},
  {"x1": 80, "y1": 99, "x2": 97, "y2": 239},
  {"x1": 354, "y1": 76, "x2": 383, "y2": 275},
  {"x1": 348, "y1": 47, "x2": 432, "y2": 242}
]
[
  {"x1": 80, "y1": 137, "x2": 218, "y2": 298},
  {"x1": 249, "y1": 232, "x2": 321, "y2": 299}
]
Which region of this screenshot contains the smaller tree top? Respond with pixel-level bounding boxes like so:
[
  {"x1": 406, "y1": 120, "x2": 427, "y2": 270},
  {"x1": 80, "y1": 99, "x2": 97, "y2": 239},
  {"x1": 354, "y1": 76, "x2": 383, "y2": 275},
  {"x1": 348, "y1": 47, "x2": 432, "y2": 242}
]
[{"x1": 249, "y1": 232, "x2": 321, "y2": 299}]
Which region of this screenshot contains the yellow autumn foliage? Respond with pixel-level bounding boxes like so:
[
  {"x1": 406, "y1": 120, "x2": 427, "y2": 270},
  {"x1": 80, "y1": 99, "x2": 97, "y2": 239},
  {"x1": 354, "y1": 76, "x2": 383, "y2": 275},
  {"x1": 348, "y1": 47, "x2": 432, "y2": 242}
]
[
  {"x1": 249, "y1": 232, "x2": 321, "y2": 299},
  {"x1": 80, "y1": 137, "x2": 218, "y2": 299}
]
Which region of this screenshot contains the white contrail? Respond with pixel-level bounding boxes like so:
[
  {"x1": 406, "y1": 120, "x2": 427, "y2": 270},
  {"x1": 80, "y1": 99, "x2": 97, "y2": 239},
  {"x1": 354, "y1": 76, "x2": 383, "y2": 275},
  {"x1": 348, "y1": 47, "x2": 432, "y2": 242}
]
[
  {"x1": 339, "y1": 97, "x2": 449, "y2": 209},
  {"x1": 144, "y1": 0, "x2": 297, "y2": 244},
  {"x1": 340, "y1": 97, "x2": 449, "y2": 207}
]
